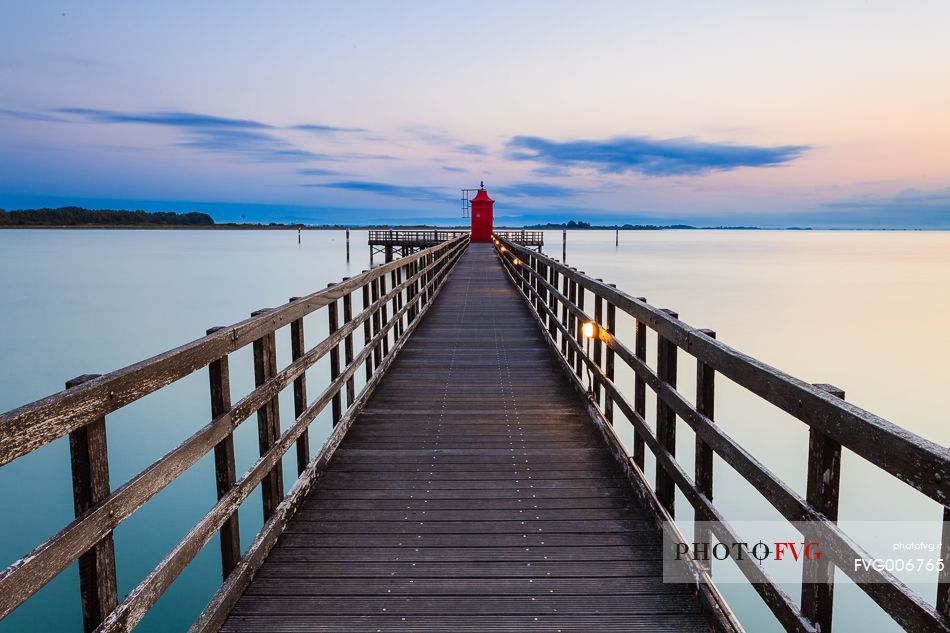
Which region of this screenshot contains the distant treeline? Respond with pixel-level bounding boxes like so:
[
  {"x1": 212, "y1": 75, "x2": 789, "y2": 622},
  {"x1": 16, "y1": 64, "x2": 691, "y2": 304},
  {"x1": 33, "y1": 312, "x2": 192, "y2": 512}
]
[
  {"x1": 525, "y1": 220, "x2": 697, "y2": 230},
  {"x1": 0, "y1": 207, "x2": 215, "y2": 226}
]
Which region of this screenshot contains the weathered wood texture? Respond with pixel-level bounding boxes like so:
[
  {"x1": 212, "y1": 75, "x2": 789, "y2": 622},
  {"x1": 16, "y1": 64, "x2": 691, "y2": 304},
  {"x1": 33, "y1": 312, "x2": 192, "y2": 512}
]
[
  {"x1": 219, "y1": 244, "x2": 714, "y2": 633},
  {"x1": 0, "y1": 237, "x2": 467, "y2": 630},
  {"x1": 65, "y1": 374, "x2": 118, "y2": 633},
  {"x1": 494, "y1": 235, "x2": 950, "y2": 633}
]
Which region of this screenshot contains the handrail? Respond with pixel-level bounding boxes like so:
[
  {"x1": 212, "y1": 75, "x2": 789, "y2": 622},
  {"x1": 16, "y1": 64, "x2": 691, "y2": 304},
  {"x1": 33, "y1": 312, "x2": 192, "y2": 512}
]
[
  {"x1": 493, "y1": 230, "x2": 544, "y2": 242},
  {"x1": 0, "y1": 235, "x2": 469, "y2": 631},
  {"x1": 368, "y1": 229, "x2": 468, "y2": 241},
  {"x1": 493, "y1": 234, "x2": 949, "y2": 633},
  {"x1": 368, "y1": 229, "x2": 543, "y2": 246}
]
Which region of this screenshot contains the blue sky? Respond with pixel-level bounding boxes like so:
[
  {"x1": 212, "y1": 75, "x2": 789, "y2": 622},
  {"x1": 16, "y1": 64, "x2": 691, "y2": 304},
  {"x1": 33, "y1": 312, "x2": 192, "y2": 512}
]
[{"x1": 1, "y1": 1, "x2": 949, "y2": 227}]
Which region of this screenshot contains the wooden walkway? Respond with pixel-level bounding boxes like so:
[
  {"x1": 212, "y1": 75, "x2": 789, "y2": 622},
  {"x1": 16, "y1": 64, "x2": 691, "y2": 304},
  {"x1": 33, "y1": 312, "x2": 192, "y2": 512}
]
[{"x1": 221, "y1": 244, "x2": 714, "y2": 632}]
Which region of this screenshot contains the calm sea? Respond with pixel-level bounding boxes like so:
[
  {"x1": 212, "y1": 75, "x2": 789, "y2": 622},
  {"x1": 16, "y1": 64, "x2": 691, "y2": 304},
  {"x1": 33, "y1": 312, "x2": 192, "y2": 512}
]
[{"x1": 0, "y1": 228, "x2": 947, "y2": 632}]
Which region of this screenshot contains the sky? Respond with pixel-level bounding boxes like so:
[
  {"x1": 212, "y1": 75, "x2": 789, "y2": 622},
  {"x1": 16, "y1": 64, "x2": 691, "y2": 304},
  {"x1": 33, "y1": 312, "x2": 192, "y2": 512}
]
[{"x1": 1, "y1": 1, "x2": 949, "y2": 228}]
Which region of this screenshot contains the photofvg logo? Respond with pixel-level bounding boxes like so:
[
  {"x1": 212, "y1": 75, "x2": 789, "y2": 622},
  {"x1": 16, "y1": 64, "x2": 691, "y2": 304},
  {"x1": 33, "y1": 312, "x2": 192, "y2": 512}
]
[
  {"x1": 662, "y1": 521, "x2": 947, "y2": 584},
  {"x1": 673, "y1": 539, "x2": 822, "y2": 563}
]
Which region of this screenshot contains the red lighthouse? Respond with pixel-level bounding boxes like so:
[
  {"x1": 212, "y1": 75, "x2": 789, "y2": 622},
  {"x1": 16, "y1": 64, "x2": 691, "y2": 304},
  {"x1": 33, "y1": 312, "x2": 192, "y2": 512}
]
[{"x1": 470, "y1": 181, "x2": 494, "y2": 242}]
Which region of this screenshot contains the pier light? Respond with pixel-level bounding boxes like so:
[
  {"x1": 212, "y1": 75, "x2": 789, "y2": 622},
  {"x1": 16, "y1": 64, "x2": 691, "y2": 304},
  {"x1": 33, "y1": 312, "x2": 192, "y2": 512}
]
[
  {"x1": 513, "y1": 257, "x2": 522, "y2": 266},
  {"x1": 500, "y1": 246, "x2": 507, "y2": 252},
  {"x1": 582, "y1": 321, "x2": 596, "y2": 339}
]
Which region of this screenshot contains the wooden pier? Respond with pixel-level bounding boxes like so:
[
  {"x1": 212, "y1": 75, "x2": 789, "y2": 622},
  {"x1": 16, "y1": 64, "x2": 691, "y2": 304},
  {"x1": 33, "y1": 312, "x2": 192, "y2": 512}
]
[
  {"x1": 219, "y1": 243, "x2": 721, "y2": 632},
  {"x1": 0, "y1": 234, "x2": 947, "y2": 633}
]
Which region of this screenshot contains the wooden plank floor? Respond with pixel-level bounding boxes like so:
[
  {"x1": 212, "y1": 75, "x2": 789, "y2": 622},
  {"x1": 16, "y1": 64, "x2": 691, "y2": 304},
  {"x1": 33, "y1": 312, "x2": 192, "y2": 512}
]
[{"x1": 221, "y1": 243, "x2": 714, "y2": 632}]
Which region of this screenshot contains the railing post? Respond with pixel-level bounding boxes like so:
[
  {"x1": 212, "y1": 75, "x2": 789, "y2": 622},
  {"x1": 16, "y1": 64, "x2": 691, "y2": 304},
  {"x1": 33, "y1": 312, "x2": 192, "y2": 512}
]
[
  {"x1": 397, "y1": 266, "x2": 406, "y2": 338},
  {"x1": 519, "y1": 256, "x2": 528, "y2": 294},
  {"x1": 428, "y1": 251, "x2": 436, "y2": 300},
  {"x1": 65, "y1": 374, "x2": 118, "y2": 633},
  {"x1": 538, "y1": 260, "x2": 548, "y2": 330},
  {"x1": 421, "y1": 254, "x2": 430, "y2": 305},
  {"x1": 560, "y1": 270, "x2": 570, "y2": 358},
  {"x1": 408, "y1": 259, "x2": 418, "y2": 321},
  {"x1": 531, "y1": 256, "x2": 541, "y2": 311},
  {"x1": 287, "y1": 300, "x2": 310, "y2": 474},
  {"x1": 415, "y1": 257, "x2": 423, "y2": 317},
  {"x1": 604, "y1": 292, "x2": 617, "y2": 424},
  {"x1": 593, "y1": 285, "x2": 604, "y2": 405},
  {"x1": 327, "y1": 288, "x2": 343, "y2": 426},
  {"x1": 361, "y1": 277, "x2": 374, "y2": 380},
  {"x1": 574, "y1": 275, "x2": 585, "y2": 378},
  {"x1": 655, "y1": 309, "x2": 678, "y2": 517},
  {"x1": 802, "y1": 383, "x2": 845, "y2": 633},
  {"x1": 379, "y1": 273, "x2": 390, "y2": 357},
  {"x1": 370, "y1": 274, "x2": 383, "y2": 367},
  {"x1": 341, "y1": 284, "x2": 356, "y2": 408},
  {"x1": 567, "y1": 275, "x2": 578, "y2": 370},
  {"x1": 547, "y1": 264, "x2": 559, "y2": 342},
  {"x1": 251, "y1": 308, "x2": 284, "y2": 521},
  {"x1": 204, "y1": 331, "x2": 241, "y2": 579},
  {"x1": 633, "y1": 297, "x2": 647, "y2": 468},
  {"x1": 938, "y1": 506, "x2": 950, "y2": 618},
  {"x1": 391, "y1": 268, "x2": 402, "y2": 339},
  {"x1": 694, "y1": 329, "x2": 716, "y2": 571}
]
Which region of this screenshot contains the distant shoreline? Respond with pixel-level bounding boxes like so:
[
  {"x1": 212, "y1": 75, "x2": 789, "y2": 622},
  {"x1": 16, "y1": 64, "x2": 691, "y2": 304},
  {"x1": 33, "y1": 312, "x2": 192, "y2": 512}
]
[
  {"x1": 0, "y1": 208, "x2": 942, "y2": 231},
  {"x1": 0, "y1": 225, "x2": 940, "y2": 231}
]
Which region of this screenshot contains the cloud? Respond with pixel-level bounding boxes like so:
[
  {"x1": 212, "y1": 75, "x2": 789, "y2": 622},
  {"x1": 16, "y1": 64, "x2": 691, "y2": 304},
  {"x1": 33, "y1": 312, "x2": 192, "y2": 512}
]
[
  {"x1": 0, "y1": 108, "x2": 68, "y2": 122},
  {"x1": 292, "y1": 123, "x2": 366, "y2": 134},
  {"x1": 57, "y1": 107, "x2": 333, "y2": 163},
  {"x1": 457, "y1": 143, "x2": 488, "y2": 155},
  {"x1": 506, "y1": 135, "x2": 809, "y2": 176},
  {"x1": 298, "y1": 167, "x2": 348, "y2": 177},
  {"x1": 494, "y1": 183, "x2": 586, "y2": 198},
  {"x1": 441, "y1": 166, "x2": 468, "y2": 173},
  {"x1": 57, "y1": 107, "x2": 273, "y2": 129},
  {"x1": 339, "y1": 152, "x2": 397, "y2": 161},
  {"x1": 304, "y1": 180, "x2": 456, "y2": 203},
  {"x1": 531, "y1": 165, "x2": 571, "y2": 178}
]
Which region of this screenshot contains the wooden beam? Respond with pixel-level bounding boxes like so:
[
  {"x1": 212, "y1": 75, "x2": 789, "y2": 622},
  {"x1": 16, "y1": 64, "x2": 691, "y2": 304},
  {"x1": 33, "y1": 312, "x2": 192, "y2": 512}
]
[
  {"x1": 655, "y1": 309, "x2": 679, "y2": 518},
  {"x1": 66, "y1": 374, "x2": 118, "y2": 633},
  {"x1": 205, "y1": 330, "x2": 241, "y2": 581},
  {"x1": 802, "y1": 383, "x2": 845, "y2": 633},
  {"x1": 694, "y1": 328, "x2": 716, "y2": 573},
  {"x1": 287, "y1": 301, "x2": 310, "y2": 475},
  {"x1": 251, "y1": 310, "x2": 284, "y2": 521}
]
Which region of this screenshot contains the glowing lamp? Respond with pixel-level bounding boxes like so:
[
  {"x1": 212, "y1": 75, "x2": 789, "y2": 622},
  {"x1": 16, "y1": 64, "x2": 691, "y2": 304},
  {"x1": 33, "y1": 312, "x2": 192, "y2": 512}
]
[
  {"x1": 500, "y1": 246, "x2": 507, "y2": 252},
  {"x1": 582, "y1": 321, "x2": 596, "y2": 339},
  {"x1": 513, "y1": 258, "x2": 521, "y2": 266}
]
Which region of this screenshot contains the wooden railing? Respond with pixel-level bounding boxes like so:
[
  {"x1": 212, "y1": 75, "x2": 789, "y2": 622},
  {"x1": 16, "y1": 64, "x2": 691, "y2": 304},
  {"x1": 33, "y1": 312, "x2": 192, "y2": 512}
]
[
  {"x1": 493, "y1": 235, "x2": 950, "y2": 633},
  {"x1": 0, "y1": 236, "x2": 468, "y2": 632},
  {"x1": 368, "y1": 229, "x2": 543, "y2": 247},
  {"x1": 493, "y1": 230, "x2": 544, "y2": 246},
  {"x1": 367, "y1": 229, "x2": 468, "y2": 243}
]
